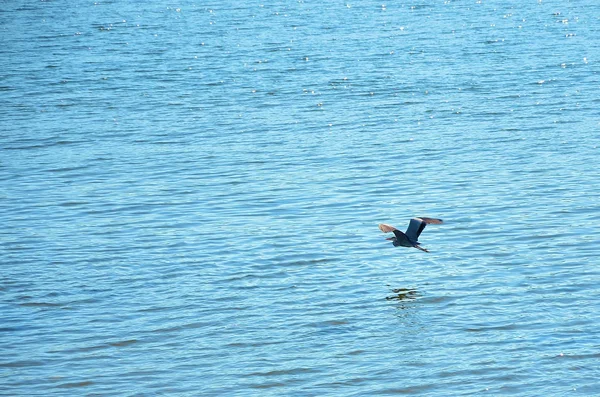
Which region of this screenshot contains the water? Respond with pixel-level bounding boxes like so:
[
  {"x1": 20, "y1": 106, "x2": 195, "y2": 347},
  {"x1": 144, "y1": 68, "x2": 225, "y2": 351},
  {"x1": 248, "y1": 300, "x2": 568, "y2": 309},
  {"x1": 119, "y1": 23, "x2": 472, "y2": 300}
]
[{"x1": 1, "y1": 0, "x2": 599, "y2": 395}]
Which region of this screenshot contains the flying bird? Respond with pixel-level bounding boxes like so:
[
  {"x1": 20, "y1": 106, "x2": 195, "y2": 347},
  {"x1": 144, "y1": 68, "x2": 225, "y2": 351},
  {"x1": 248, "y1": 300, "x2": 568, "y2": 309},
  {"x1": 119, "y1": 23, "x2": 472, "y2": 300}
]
[{"x1": 379, "y1": 217, "x2": 443, "y2": 252}]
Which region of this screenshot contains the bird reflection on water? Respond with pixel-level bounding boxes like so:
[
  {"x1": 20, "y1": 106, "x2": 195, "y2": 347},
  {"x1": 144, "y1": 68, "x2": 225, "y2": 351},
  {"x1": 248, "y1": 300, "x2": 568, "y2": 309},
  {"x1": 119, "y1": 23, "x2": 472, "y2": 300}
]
[
  {"x1": 386, "y1": 287, "x2": 423, "y2": 329},
  {"x1": 385, "y1": 287, "x2": 419, "y2": 303}
]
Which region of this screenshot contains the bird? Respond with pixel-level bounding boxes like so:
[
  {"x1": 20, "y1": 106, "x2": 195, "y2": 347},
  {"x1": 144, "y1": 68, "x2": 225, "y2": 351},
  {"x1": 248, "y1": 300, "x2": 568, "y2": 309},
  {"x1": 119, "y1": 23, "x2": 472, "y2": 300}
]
[{"x1": 379, "y1": 217, "x2": 443, "y2": 253}]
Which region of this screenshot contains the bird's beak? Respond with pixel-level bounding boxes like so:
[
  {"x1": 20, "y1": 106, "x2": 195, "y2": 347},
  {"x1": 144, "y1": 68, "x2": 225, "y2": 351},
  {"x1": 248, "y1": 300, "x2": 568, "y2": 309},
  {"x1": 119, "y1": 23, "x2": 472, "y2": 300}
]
[{"x1": 385, "y1": 237, "x2": 394, "y2": 241}]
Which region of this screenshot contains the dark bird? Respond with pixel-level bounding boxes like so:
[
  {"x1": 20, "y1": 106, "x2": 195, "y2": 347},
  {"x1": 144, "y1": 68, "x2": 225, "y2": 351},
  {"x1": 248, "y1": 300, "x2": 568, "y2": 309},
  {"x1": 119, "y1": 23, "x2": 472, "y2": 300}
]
[{"x1": 379, "y1": 217, "x2": 443, "y2": 253}]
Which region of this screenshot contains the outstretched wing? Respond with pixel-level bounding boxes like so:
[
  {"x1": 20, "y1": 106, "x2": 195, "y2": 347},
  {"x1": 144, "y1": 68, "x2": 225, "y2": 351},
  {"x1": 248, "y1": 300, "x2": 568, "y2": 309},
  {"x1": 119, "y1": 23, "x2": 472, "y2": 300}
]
[
  {"x1": 378, "y1": 223, "x2": 397, "y2": 233},
  {"x1": 405, "y1": 217, "x2": 443, "y2": 240},
  {"x1": 417, "y1": 217, "x2": 443, "y2": 225}
]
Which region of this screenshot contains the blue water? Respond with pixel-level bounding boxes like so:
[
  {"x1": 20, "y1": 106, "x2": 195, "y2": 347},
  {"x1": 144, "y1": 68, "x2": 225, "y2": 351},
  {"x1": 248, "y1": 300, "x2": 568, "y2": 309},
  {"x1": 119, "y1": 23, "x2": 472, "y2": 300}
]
[{"x1": 2, "y1": 1, "x2": 600, "y2": 395}]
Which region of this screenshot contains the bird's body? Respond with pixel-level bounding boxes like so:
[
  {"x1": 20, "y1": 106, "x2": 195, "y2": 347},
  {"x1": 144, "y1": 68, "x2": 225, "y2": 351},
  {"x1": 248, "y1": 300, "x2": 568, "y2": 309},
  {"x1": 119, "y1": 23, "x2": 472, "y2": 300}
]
[{"x1": 379, "y1": 217, "x2": 443, "y2": 252}]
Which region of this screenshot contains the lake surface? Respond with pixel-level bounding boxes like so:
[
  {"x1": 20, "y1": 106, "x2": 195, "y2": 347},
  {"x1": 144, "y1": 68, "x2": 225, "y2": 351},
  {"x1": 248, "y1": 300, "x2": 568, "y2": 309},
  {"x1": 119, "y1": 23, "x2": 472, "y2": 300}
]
[{"x1": 1, "y1": 0, "x2": 600, "y2": 395}]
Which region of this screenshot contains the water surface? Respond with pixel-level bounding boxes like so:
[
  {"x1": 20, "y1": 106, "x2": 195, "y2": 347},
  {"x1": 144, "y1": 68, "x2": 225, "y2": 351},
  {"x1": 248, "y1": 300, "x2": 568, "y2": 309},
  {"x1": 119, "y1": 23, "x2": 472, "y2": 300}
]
[{"x1": 1, "y1": 1, "x2": 600, "y2": 395}]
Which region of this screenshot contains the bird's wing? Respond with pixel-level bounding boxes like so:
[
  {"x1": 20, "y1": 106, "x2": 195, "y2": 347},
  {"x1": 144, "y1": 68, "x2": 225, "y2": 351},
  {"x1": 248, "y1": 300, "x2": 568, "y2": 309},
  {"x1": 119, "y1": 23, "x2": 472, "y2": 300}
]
[
  {"x1": 378, "y1": 223, "x2": 397, "y2": 233},
  {"x1": 405, "y1": 218, "x2": 426, "y2": 240},
  {"x1": 406, "y1": 217, "x2": 443, "y2": 240},
  {"x1": 417, "y1": 217, "x2": 443, "y2": 225}
]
